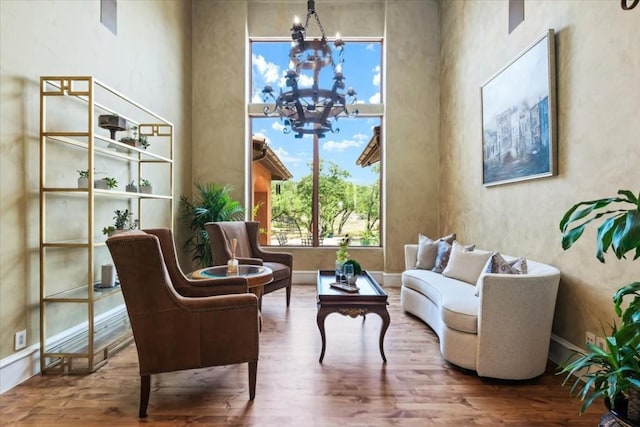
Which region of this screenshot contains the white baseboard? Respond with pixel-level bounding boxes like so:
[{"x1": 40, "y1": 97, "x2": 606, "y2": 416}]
[
  {"x1": 548, "y1": 333, "x2": 583, "y2": 366},
  {"x1": 0, "y1": 304, "x2": 128, "y2": 395},
  {"x1": 0, "y1": 344, "x2": 40, "y2": 394},
  {"x1": 292, "y1": 270, "x2": 401, "y2": 287}
]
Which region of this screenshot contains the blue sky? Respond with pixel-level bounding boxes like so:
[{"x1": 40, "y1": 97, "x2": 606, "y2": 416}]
[{"x1": 251, "y1": 41, "x2": 381, "y2": 185}]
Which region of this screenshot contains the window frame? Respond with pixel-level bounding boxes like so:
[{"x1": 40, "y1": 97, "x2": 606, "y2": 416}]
[{"x1": 248, "y1": 38, "x2": 384, "y2": 248}]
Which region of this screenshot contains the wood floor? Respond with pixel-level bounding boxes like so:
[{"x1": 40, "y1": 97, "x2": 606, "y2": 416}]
[{"x1": 1, "y1": 285, "x2": 604, "y2": 426}]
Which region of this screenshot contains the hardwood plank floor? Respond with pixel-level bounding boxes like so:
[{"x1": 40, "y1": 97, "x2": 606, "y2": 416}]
[{"x1": 1, "y1": 285, "x2": 604, "y2": 426}]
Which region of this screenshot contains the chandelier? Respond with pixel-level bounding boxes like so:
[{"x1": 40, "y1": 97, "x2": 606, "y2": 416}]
[{"x1": 261, "y1": 0, "x2": 358, "y2": 138}]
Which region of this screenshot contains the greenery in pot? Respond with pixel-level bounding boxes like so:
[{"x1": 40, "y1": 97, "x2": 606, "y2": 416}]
[
  {"x1": 102, "y1": 209, "x2": 138, "y2": 236},
  {"x1": 557, "y1": 190, "x2": 640, "y2": 422},
  {"x1": 179, "y1": 182, "x2": 245, "y2": 268},
  {"x1": 343, "y1": 259, "x2": 362, "y2": 275},
  {"x1": 139, "y1": 178, "x2": 152, "y2": 194}
]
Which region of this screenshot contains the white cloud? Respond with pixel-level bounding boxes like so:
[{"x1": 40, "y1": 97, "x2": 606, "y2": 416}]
[
  {"x1": 366, "y1": 44, "x2": 375, "y2": 51},
  {"x1": 369, "y1": 92, "x2": 380, "y2": 103},
  {"x1": 273, "y1": 146, "x2": 306, "y2": 164},
  {"x1": 322, "y1": 139, "x2": 362, "y2": 152},
  {"x1": 353, "y1": 133, "x2": 368, "y2": 142},
  {"x1": 278, "y1": 70, "x2": 313, "y2": 89},
  {"x1": 271, "y1": 121, "x2": 286, "y2": 132},
  {"x1": 252, "y1": 53, "x2": 280, "y2": 84},
  {"x1": 297, "y1": 73, "x2": 314, "y2": 87},
  {"x1": 251, "y1": 92, "x2": 264, "y2": 103},
  {"x1": 372, "y1": 65, "x2": 381, "y2": 87}
]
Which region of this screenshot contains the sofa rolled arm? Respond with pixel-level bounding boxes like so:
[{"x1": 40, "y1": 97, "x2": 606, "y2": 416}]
[
  {"x1": 404, "y1": 244, "x2": 418, "y2": 270},
  {"x1": 475, "y1": 270, "x2": 560, "y2": 379}
]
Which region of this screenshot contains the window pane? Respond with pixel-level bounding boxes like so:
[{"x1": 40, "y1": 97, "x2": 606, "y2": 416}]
[
  {"x1": 250, "y1": 40, "x2": 382, "y2": 247},
  {"x1": 317, "y1": 118, "x2": 381, "y2": 247},
  {"x1": 251, "y1": 41, "x2": 382, "y2": 105}
]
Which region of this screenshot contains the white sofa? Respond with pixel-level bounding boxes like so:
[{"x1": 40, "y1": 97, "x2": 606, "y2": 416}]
[{"x1": 401, "y1": 244, "x2": 560, "y2": 380}]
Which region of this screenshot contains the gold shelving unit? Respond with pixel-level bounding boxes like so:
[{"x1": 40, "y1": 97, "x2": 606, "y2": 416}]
[{"x1": 39, "y1": 76, "x2": 174, "y2": 374}]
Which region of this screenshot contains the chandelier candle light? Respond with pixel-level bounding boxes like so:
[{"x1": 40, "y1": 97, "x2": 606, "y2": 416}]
[{"x1": 262, "y1": 0, "x2": 358, "y2": 138}]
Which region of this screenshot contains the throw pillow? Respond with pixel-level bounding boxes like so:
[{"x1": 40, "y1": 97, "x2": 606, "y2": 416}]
[
  {"x1": 442, "y1": 241, "x2": 493, "y2": 284},
  {"x1": 485, "y1": 252, "x2": 528, "y2": 274},
  {"x1": 415, "y1": 233, "x2": 457, "y2": 270},
  {"x1": 431, "y1": 240, "x2": 453, "y2": 273},
  {"x1": 416, "y1": 234, "x2": 439, "y2": 270}
]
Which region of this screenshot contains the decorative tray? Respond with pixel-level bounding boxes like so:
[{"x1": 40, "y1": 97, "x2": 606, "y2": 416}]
[{"x1": 329, "y1": 282, "x2": 360, "y2": 293}]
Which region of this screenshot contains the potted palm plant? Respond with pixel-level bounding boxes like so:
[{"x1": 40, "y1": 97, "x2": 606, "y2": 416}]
[
  {"x1": 558, "y1": 190, "x2": 640, "y2": 425},
  {"x1": 179, "y1": 183, "x2": 245, "y2": 267}
]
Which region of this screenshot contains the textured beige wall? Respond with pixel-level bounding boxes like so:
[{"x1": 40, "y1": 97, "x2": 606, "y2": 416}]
[
  {"x1": 192, "y1": 0, "x2": 440, "y2": 273},
  {"x1": 439, "y1": 0, "x2": 639, "y2": 347},
  {"x1": 384, "y1": 0, "x2": 440, "y2": 272},
  {"x1": 0, "y1": 0, "x2": 192, "y2": 359}
]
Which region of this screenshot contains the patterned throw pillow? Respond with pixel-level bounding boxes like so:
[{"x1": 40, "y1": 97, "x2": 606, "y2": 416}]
[
  {"x1": 416, "y1": 233, "x2": 456, "y2": 270},
  {"x1": 485, "y1": 253, "x2": 528, "y2": 274},
  {"x1": 431, "y1": 240, "x2": 453, "y2": 273}
]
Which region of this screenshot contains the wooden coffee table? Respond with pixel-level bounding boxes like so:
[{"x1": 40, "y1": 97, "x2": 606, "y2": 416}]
[{"x1": 316, "y1": 270, "x2": 390, "y2": 363}]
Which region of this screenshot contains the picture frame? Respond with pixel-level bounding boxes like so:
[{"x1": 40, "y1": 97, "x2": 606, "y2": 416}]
[{"x1": 481, "y1": 29, "x2": 557, "y2": 186}]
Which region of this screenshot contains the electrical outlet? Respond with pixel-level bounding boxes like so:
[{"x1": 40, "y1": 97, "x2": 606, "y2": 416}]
[
  {"x1": 15, "y1": 330, "x2": 27, "y2": 351},
  {"x1": 585, "y1": 331, "x2": 596, "y2": 347},
  {"x1": 596, "y1": 336, "x2": 607, "y2": 350}
]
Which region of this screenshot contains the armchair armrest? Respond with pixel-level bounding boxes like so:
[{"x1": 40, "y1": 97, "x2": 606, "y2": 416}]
[
  {"x1": 237, "y1": 257, "x2": 263, "y2": 266},
  {"x1": 178, "y1": 276, "x2": 249, "y2": 297},
  {"x1": 246, "y1": 221, "x2": 293, "y2": 268},
  {"x1": 252, "y1": 249, "x2": 293, "y2": 268}
]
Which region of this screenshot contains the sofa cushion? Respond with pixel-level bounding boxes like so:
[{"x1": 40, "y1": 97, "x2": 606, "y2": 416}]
[
  {"x1": 485, "y1": 252, "x2": 528, "y2": 274},
  {"x1": 442, "y1": 242, "x2": 494, "y2": 284},
  {"x1": 416, "y1": 233, "x2": 455, "y2": 270},
  {"x1": 416, "y1": 235, "x2": 438, "y2": 269},
  {"x1": 431, "y1": 240, "x2": 452, "y2": 273},
  {"x1": 402, "y1": 269, "x2": 479, "y2": 334}
]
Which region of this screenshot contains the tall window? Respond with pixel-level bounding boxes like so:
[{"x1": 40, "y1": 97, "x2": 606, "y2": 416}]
[{"x1": 249, "y1": 40, "x2": 383, "y2": 248}]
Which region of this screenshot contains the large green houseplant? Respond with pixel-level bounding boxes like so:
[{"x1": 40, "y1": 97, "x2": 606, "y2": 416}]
[
  {"x1": 558, "y1": 190, "x2": 640, "y2": 424},
  {"x1": 179, "y1": 183, "x2": 245, "y2": 268}
]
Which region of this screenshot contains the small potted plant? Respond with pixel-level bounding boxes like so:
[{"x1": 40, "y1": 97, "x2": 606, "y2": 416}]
[
  {"x1": 95, "y1": 177, "x2": 117, "y2": 190},
  {"x1": 119, "y1": 125, "x2": 150, "y2": 150},
  {"x1": 102, "y1": 209, "x2": 138, "y2": 237},
  {"x1": 558, "y1": 190, "x2": 640, "y2": 425},
  {"x1": 125, "y1": 180, "x2": 138, "y2": 193},
  {"x1": 77, "y1": 169, "x2": 89, "y2": 188},
  {"x1": 139, "y1": 178, "x2": 153, "y2": 194}
]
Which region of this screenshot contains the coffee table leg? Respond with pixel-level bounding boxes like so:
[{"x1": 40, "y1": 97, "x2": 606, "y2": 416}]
[
  {"x1": 377, "y1": 308, "x2": 390, "y2": 363},
  {"x1": 317, "y1": 308, "x2": 330, "y2": 363}
]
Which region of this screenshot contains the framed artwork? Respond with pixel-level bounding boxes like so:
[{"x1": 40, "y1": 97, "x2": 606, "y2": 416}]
[{"x1": 481, "y1": 29, "x2": 557, "y2": 186}]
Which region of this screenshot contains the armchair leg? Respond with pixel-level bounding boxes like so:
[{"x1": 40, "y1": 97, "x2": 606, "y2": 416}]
[
  {"x1": 248, "y1": 361, "x2": 257, "y2": 400},
  {"x1": 139, "y1": 374, "x2": 150, "y2": 418},
  {"x1": 286, "y1": 284, "x2": 291, "y2": 307}
]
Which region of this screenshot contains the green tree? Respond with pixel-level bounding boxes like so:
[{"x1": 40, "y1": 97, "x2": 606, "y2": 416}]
[{"x1": 355, "y1": 164, "x2": 380, "y2": 233}]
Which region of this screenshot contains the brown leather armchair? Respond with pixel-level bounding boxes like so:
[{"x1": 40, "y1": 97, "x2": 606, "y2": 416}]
[
  {"x1": 143, "y1": 228, "x2": 248, "y2": 297},
  {"x1": 106, "y1": 231, "x2": 259, "y2": 418},
  {"x1": 205, "y1": 221, "x2": 293, "y2": 306}
]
